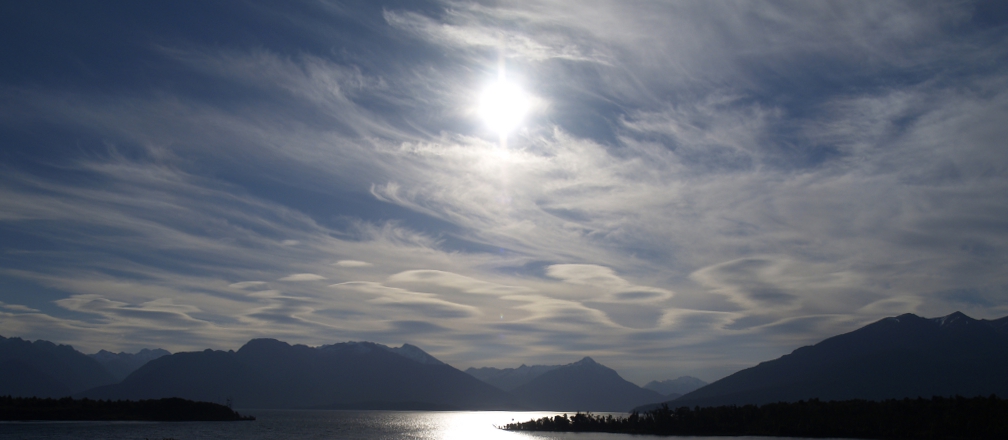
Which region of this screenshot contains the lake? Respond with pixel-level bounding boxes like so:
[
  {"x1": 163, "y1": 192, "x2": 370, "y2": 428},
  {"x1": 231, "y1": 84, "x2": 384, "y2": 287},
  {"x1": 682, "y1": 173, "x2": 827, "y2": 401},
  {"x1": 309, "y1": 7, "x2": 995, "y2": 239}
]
[{"x1": 0, "y1": 410, "x2": 840, "y2": 439}]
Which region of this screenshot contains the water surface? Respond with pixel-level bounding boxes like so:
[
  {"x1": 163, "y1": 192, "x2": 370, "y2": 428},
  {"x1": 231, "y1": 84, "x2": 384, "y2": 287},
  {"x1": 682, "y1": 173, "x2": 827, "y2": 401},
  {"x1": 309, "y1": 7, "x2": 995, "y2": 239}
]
[{"x1": 0, "y1": 410, "x2": 839, "y2": 439}]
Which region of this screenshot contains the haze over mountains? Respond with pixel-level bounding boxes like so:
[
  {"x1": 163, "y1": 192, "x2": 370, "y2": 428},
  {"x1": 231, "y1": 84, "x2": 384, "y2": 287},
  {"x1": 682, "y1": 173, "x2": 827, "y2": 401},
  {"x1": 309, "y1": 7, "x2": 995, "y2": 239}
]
[
  {"x1": 509, "y1": 357, "x2": 665, "y2": 411},
  {"x1": 466, "y1": 358, "x2": 670, "y2": 411},
  {"x1": 641, "y1": 311, "x2": 1008, "y2": 410},
  {"x1": 465, "y1": 364, "x2": 560, "y2": 391},
  {"x1": 89, "y1": 348, "x2": 171, "y2": 382},
  {"x1": 643, "y1": 376, "x2": 708, "y2": 398}
]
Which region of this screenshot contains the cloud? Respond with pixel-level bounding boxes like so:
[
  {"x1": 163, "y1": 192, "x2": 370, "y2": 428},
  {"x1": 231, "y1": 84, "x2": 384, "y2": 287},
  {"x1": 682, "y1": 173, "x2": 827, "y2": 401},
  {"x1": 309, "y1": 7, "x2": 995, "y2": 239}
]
[
  {"x1": 383, "y1": 7, "x2": 607, "y2": 63},
  {"x1": 330, "y1": 281, "x2": 481, "y2": 319},
  {"x1": 386, "y1": 270, "x2": 530, "y2": 296},
  {"x1": 334, "y1": 260, "x2": 374, "y2": 267},
  {"x1": 546, "y1": 264, "x2": 673, "y2": 302},
  {"x1": 278, "y1": 273, "x2": 327, "y2": 282},
  {"x1": 229, "y1": 281, "x2": 268, "y2": 290},
  {"x1": 0, "y1": 303, "x2": 39, "y2": 313},
  {"x1": 55, "y1": 295, "x2": 210, "y2": 329}
]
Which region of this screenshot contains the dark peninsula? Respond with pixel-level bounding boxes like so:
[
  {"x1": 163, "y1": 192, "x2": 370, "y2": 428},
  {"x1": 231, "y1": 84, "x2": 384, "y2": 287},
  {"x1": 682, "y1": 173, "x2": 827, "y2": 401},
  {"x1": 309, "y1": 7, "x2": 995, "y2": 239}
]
[
  {"x1": 0, "y1": 396, "x2": 254, "y2": 421},
  {"x1": 502, "y1": 395, "x2": 1008, "y2": 439}
]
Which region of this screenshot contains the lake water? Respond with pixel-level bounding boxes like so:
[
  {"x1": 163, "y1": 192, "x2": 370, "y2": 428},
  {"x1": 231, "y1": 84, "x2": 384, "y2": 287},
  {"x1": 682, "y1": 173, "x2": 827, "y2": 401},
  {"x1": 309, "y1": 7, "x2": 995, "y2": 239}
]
[{"x1": 0, "y1": 410, "x2": 834, "y2": 439}]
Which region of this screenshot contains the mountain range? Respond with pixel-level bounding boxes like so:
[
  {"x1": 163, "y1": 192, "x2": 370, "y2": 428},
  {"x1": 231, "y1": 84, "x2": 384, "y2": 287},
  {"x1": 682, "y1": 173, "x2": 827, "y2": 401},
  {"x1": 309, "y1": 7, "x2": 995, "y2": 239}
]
[
  {"x1": 466, "y1": 358, "x2": 668, "y2": 411},
  {"x1": 643, "y1": 376, "x2": 708, "y2": 398},
  {"x1": 465, "y1": 364, "x2": 560, "y2": 391},
  {"x1": 509, "y1": 357, "x2": 666, "y2": 411},
  {"x1": 0, "y1": 335, "x2": 115, "y2": 398},
  {"x1": 0, "y1": 336, "x2": 171, "y2": 398},
  {"x1": 5, "y1": 310, "x2": 1005, "y2": 412},
  {"x1": 640, "y1": 311, "x2": 1008, "y2": 410},
  {"x1": 81, "y1": 339, "x2": 522, "y2": 410},
  {"x1": 89, "y1": 348, "x2": 171, "y2": 382},
  {"x1": 0, "y1": 333, "x2": 665, "y2": 411}
]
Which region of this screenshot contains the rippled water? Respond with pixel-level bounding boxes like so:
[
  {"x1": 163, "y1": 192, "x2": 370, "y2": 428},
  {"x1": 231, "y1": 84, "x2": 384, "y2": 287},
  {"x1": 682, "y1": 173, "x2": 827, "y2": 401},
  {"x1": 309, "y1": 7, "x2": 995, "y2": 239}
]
[{"x1": 0, "y1": 410, "x2": 822, "y2": 439}]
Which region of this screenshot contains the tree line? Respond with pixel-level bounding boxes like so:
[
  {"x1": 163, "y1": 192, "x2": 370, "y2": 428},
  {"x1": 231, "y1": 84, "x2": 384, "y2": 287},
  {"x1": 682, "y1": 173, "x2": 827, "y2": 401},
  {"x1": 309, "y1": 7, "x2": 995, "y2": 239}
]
[
  {"x1": 0, "y1": 396, "x2": 254, "y2": 421},
  {"x1": 501, "y1": 395, "x2": 1008, "y2": 439}
]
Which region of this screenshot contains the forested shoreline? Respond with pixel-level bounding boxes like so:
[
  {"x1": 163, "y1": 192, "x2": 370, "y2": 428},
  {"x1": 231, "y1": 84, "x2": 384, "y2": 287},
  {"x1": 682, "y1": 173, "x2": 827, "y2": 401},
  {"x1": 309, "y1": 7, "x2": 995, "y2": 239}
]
[
  {"x1": 0, "y1": 396, "x2": 254, "y2": 421},
  {"x1": 502, "y1": 395, "x2": 1008, "y2": 439}
]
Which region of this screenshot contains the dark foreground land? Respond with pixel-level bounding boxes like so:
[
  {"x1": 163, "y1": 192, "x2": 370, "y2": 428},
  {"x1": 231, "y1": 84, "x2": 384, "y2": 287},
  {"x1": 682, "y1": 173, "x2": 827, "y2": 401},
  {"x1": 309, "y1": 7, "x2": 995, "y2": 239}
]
[
  {"x1": 0, "y1": 396, "x2": 254, "y2": 421},
  {"x1": 502, "y1": 395, "x2": 1008, "y2": 439}
]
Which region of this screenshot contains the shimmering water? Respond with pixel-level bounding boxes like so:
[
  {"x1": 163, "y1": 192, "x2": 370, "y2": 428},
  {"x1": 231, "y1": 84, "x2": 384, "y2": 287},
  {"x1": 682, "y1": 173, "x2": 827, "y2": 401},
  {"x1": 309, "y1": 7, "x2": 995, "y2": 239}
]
[{"x1": 0, "y1": 410, "x2": 827, "y2": 439}]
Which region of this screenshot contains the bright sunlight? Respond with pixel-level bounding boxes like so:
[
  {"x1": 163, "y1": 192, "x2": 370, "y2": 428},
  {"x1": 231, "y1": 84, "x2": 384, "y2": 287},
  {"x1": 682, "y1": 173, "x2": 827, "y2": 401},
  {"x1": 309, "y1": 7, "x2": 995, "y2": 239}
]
[{"x1": 479, "y1": 79, "x2": 529, "y2": 137}]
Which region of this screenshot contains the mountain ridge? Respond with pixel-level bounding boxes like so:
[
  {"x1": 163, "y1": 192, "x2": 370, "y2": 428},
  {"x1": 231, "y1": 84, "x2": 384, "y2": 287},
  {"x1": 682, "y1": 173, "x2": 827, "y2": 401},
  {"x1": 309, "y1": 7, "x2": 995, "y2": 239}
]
[
  {"x1": 0, "y1": 335, "x2": 116, "y2": 397},
  {"x1": 640, "y1": 311, "x2": 1008, "y2": 410},
  {"x1": 510, "y1": 356, "x2": 665, "y2": 411},
  {"x1": 643, "y1": 376, "x2": 708, "y2": 397},
  {"x1": 80, "y1": 338, "x2": 521, "y2": 410},
  {"x1": 90, "y1": 348, "x2": 171, "y2": 382},
  {"x1": 466, "y1": 363, "x2": 561, "y2": 391}
]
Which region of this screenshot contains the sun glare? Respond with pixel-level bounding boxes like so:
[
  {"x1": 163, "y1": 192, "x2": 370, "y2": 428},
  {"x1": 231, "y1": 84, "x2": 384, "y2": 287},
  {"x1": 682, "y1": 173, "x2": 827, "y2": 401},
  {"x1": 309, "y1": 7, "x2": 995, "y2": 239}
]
[{"x1": 479, "y1": 79, "x2": 528, "y2": 137}]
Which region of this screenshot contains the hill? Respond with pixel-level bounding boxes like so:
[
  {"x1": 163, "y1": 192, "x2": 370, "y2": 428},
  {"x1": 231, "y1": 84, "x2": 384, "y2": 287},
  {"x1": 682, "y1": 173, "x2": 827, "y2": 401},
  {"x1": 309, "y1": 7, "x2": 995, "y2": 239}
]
[{"x1": 643, "y1": 311, "x2": 1008, "y2": 409}]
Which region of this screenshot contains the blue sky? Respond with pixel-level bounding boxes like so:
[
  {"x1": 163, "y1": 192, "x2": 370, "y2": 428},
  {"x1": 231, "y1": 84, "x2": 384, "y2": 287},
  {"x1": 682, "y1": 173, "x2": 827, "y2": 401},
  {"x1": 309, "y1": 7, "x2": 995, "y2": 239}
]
[{"x1": 1, "y1": 0, "x2": 1007, "y2": 384}]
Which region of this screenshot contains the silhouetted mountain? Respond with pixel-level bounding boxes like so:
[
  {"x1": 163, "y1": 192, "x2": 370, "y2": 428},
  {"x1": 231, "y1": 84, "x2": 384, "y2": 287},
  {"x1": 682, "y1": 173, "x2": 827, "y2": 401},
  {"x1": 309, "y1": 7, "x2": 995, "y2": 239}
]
[
  {"x1": 0, "y1": 335, "x2": 115, "y2": 397},
  {"x1": 986, "y1": 315, "x2": 1008, "y2": 335},
  {"x1": 643, "y1": 376, "x2": 708, "y2": 397},
  {"x1": 386, "y1": 343, "x2": 445, "y2": 365},
  {"x1": 80, "y1": 339, "x2": 521, "y2": 410},
  {"x1": 0, "y1": 359, "x2": 71, "y2": 398},
  {"x1": 466, "y1": 364, "x2": 560, "y2": 391},
  {"x1": 643, "y1": 312, "x2": 1008, "y2": 410},
  {"x1": 511, "y1": 357, "x2": 665, "y2": 411},
  {"x1": 90, "y1": 348, "x2": 171, "y2": 382}
]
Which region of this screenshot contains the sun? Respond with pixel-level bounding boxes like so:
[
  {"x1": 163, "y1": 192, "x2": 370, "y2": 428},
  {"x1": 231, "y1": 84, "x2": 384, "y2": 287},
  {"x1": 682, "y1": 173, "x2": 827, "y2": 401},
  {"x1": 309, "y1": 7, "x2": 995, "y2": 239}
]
[{"x1": 479, "y1": 79, "x2": 529, "y2": 137}]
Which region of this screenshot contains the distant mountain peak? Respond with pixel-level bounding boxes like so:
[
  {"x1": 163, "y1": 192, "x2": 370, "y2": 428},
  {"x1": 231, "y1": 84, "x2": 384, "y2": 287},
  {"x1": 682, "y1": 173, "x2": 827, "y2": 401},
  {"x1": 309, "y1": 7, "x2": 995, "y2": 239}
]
[
  {"x1": 390, "y1": 343, "x2": 445, "y2": 366},
  {"x1": 342, "y1": 341, "x2": 381, "y2": 353},
  {"x1": 643, "y1": 376, "x2": 709, "y2": 396},
  {"x1": 510, "y1": 355, "x2": 664, "y2": 411},
  {"x1": 89, "y1": 347, "x2": 171, "y2": 381},
  {"x1": 318, "y1": 341, "x2": 446, "y2": 365},
  {"x1": 890, "y1": 313, "x2": 921, "y2": 323},
  {"x1": 933, "y1": 311, "x2": 975, "y2": 327},
  {"x1": 90, "y1": 348, "x2": 170, "y2": 360},
  {"x1": 238, "y1": 338, "x2": 291, "y2": 353}
]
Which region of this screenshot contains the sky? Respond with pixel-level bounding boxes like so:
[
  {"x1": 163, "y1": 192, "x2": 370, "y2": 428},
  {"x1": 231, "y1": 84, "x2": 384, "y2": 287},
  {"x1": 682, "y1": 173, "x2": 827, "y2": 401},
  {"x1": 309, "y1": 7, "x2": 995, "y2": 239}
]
[{"x1": 1, "y1": 0, "x2": 1007, "y2": 384}]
